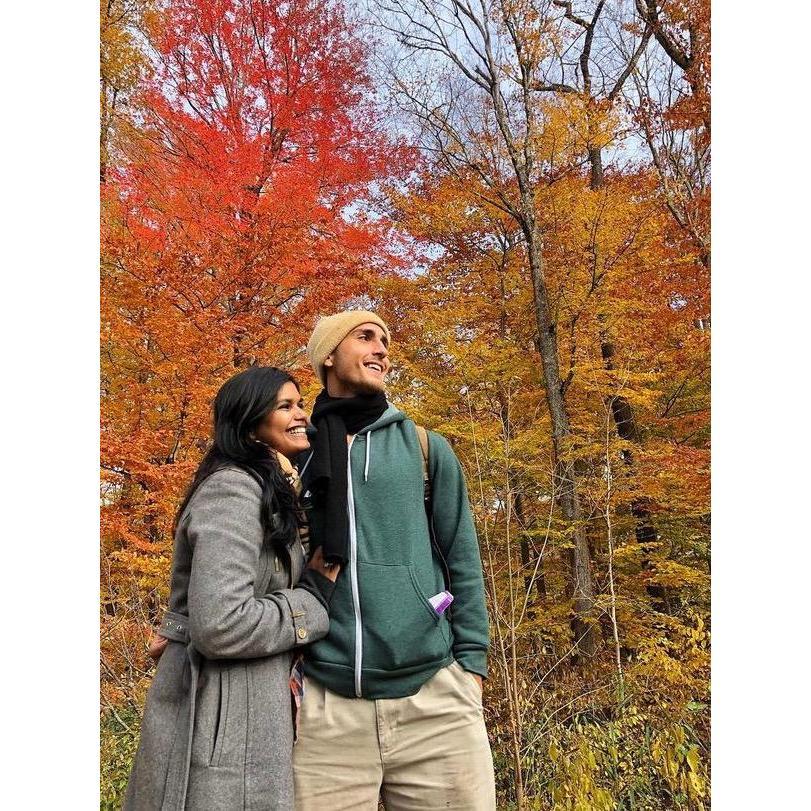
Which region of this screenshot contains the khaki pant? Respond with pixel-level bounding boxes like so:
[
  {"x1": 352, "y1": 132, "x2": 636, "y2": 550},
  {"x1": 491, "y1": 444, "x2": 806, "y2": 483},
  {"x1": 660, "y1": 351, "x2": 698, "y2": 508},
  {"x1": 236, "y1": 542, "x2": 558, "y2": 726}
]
[{"x1": 293, "y1": 661, "x2": 496, "y2": 811}]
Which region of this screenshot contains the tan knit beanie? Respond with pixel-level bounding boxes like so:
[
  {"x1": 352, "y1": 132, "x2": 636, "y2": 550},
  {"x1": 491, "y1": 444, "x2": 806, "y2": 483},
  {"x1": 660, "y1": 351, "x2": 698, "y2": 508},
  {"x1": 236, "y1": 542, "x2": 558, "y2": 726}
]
[{"x1": 307, "y1": 310, "x2": 391, "y2": 385}]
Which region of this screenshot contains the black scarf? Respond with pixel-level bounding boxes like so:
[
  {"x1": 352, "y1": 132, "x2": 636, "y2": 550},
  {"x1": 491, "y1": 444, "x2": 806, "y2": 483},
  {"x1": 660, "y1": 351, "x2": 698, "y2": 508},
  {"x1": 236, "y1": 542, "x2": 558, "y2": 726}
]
[{"x1": 302, "y1": 390, "x2": 388, "y2": 565}]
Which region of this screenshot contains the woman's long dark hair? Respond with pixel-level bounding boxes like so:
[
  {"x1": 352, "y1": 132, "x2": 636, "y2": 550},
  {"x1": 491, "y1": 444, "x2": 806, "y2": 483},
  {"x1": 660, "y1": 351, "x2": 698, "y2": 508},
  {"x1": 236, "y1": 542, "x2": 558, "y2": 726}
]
[{"x1": 174, "y1": 366, "x2": 301, "y2": 554}]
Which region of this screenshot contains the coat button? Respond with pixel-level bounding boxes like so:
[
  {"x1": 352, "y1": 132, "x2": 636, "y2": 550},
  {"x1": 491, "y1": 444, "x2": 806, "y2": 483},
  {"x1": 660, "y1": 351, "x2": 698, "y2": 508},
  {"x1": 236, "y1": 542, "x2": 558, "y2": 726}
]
[{"x1": 297, "y1": 628, "x2": 308, "y2": 639}]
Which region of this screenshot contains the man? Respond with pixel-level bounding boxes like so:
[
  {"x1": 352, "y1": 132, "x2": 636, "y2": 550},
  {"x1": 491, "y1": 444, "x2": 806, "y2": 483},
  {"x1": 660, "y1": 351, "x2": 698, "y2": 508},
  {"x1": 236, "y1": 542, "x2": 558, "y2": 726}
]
[{"x1": 294, "y1": 310, "x2": 496, "y2": 810}]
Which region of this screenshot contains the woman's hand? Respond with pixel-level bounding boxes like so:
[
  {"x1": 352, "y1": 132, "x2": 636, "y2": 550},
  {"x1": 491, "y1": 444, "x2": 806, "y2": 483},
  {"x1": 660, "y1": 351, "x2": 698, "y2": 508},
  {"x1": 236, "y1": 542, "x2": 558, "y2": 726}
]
[
  {"x1": 148, "y1": 634, "x2": 169, "y2": 661},
  {"x1": 307, "y1": 546, "x2": 341, "y2": 583}
]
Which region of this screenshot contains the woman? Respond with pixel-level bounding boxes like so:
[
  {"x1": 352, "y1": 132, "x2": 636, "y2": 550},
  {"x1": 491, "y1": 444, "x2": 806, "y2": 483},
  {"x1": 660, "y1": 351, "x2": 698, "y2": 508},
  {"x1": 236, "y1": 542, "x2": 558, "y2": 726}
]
[{"x1": 124, "y1": 367, "x2": 339, "y2": 811}]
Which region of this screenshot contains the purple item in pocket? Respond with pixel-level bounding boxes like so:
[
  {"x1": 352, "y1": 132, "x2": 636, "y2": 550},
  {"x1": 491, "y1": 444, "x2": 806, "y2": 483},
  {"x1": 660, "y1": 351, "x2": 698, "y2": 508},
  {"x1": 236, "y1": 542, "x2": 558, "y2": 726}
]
[{"x1": 428, "y1": 590, "x2": 454, "y2": 615}]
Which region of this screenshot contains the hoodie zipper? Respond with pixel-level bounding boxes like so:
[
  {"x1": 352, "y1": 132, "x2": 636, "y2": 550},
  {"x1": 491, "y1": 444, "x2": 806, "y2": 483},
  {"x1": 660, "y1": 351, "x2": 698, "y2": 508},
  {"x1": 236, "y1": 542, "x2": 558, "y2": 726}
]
[{"x1": 346, "y1": 435, "x2": 364, "y2": 697}]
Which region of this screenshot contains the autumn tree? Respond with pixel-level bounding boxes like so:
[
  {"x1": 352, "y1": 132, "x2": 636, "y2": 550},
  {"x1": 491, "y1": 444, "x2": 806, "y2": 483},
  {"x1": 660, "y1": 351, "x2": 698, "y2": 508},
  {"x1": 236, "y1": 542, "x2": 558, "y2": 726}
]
[{"x1": 516, "y1": 0, "x2": 663, "y2": 608}]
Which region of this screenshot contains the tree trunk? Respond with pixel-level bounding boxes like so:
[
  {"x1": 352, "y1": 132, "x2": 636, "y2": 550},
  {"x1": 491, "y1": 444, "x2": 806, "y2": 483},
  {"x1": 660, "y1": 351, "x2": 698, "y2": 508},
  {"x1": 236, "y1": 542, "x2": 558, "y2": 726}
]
[
  {"x1": 601, "y1": 332, "x2": 669, "y2": 611},
  {"x1": 588, "y1": 146, "x2": 604, "y2": 191},
  {"x1": 525, "y1": 223, "x2": 599, "y2": 657}
]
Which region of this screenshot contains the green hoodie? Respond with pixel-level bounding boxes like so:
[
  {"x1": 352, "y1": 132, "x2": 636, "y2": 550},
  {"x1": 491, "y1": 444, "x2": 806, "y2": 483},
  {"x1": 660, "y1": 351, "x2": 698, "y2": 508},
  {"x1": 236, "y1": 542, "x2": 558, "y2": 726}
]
[{"x1": 302, "y1": 404, "x2": 489, "y2": 699}]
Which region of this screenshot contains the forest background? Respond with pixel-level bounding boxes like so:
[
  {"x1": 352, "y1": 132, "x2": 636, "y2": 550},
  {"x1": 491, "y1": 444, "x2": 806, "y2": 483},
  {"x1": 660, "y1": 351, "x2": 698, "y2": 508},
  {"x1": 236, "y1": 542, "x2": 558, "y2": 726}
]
[{"x1": 100, "y1": 0, "x2": 710, "y2": 808}]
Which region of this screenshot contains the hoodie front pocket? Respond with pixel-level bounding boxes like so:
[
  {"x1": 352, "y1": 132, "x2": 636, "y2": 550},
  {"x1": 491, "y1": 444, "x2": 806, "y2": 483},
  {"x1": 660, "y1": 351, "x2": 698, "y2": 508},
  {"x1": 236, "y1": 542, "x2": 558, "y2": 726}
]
[{"x1": 357, "y1": 561, "x2": 450, "y2": 671}]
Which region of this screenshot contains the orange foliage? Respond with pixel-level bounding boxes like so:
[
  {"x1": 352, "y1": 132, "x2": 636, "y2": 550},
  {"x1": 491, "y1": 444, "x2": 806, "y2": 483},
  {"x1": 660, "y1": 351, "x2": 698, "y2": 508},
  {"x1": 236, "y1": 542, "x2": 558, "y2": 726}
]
[{"x1": 101, "y1": 0, "x2": 405, "y2": 591}]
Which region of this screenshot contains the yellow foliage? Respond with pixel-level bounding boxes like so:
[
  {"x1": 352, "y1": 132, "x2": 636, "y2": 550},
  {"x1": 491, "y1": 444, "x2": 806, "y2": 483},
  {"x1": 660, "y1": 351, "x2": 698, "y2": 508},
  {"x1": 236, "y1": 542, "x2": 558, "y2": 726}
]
[{"x1": 535, "y1": 96, "x2": 622, "y2": 166}]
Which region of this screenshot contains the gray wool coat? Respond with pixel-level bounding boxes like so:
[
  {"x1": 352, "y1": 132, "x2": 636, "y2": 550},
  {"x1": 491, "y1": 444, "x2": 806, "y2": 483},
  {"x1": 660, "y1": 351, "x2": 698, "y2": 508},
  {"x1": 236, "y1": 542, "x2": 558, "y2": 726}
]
[{"x1": 124, "y1": 467, "x2": 330, "y2": 811}]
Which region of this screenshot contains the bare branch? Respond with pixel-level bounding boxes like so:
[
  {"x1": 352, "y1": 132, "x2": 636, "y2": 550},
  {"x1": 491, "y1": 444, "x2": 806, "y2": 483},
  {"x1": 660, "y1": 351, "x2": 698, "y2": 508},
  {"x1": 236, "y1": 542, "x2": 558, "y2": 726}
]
[{"x1": 552, "y1": 0, "x2": 590, "y2": 29}]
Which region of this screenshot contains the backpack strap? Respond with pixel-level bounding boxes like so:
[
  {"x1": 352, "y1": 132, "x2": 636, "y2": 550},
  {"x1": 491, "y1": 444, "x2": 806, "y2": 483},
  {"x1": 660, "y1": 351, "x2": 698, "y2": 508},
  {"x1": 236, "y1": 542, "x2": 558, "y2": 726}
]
[
  {"x1": 415, "y1": 424, "x2": 431, "y2": 502},
  {"x1": 414, "y1": 424, "x2": 452, "y2": 606}
]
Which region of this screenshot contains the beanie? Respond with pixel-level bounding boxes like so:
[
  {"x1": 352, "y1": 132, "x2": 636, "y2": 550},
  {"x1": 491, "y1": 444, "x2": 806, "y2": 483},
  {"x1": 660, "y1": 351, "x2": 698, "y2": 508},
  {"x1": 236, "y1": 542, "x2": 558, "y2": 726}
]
[{"x1": 307, "y1": 310, "x2": 391, "y2": 385}]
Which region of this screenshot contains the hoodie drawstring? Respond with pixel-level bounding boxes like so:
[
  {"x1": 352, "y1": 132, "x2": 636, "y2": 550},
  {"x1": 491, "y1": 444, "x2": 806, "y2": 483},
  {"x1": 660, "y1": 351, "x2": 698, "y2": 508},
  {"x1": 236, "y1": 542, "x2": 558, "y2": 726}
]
[{"x1": 364, "y1": 432, "x2": 371, "y2": 482}]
